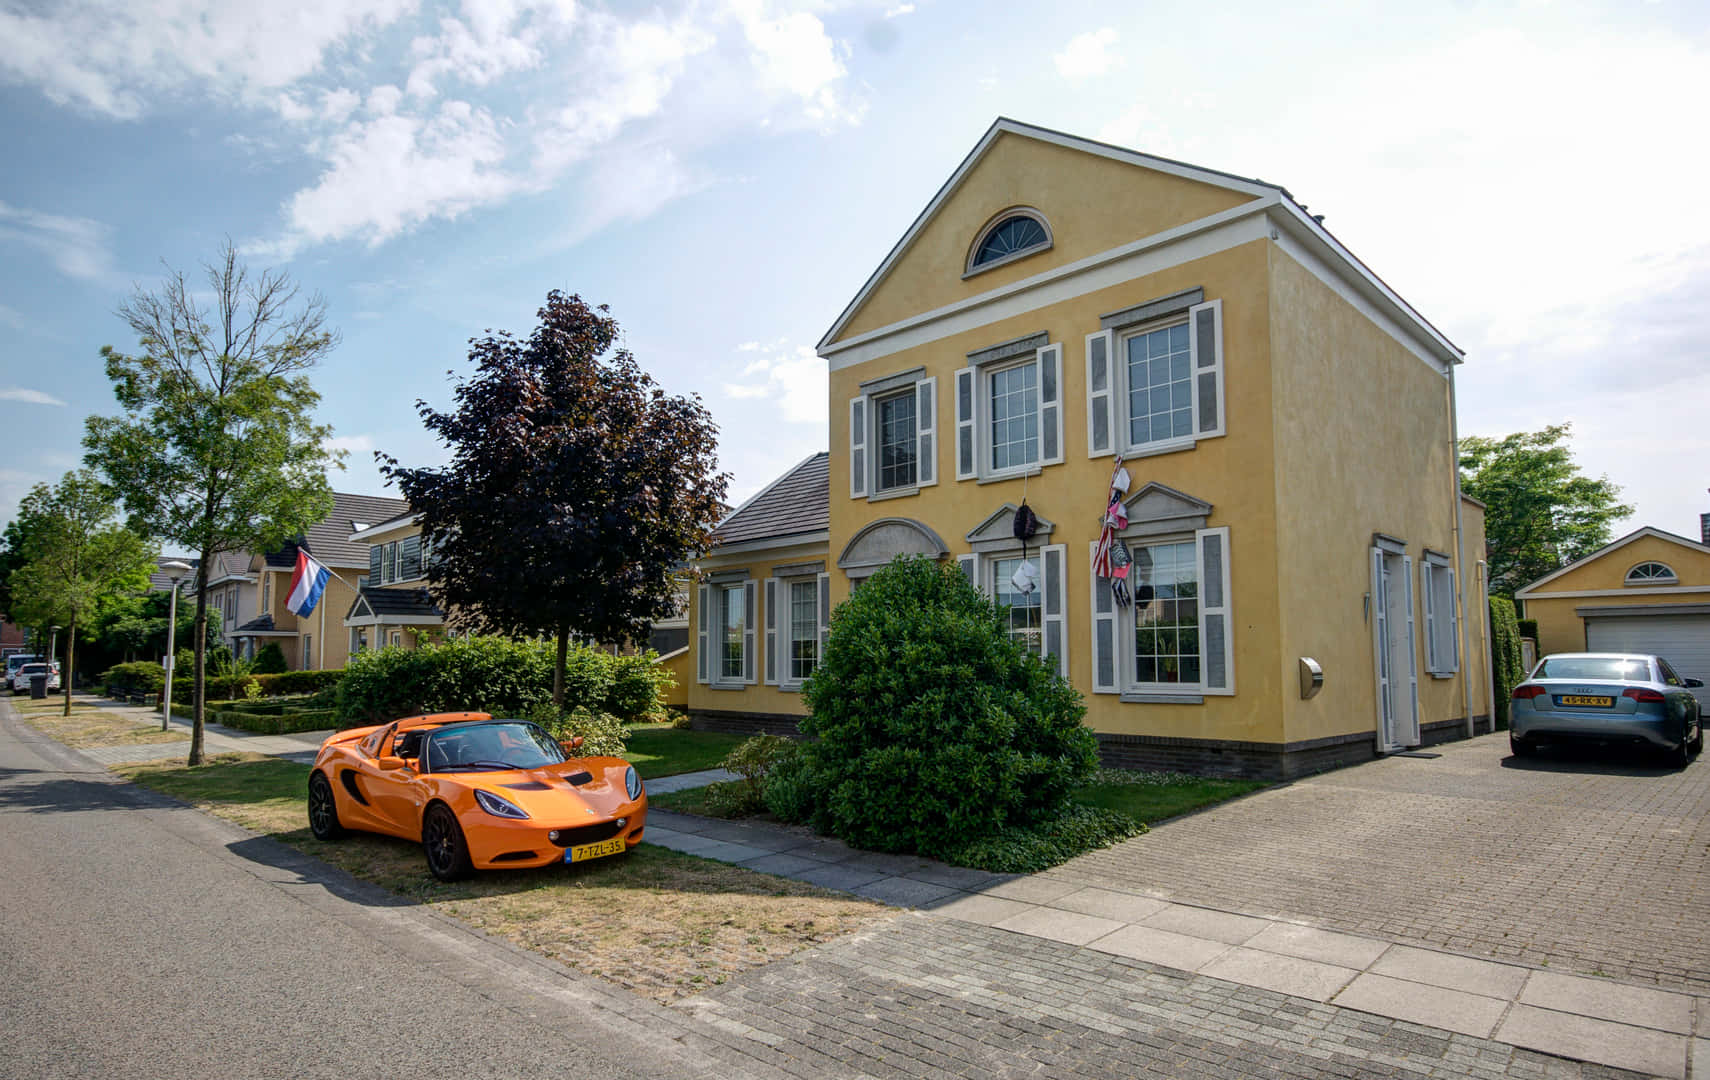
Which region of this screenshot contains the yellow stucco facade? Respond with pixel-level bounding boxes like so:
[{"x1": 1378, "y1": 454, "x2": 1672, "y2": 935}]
[
  {"x1": 686, "y1": 539, "x2": 825, "y2": 725},
  {"x1": 1517, "y1": 530, "x2": 1710, "y2": 659}
]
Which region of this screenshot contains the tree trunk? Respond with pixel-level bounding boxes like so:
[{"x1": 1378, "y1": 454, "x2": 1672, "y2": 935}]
[
  {"x1": 553, "y1": 625, "x2": 568, "y2": 709},
  {"x1": 189, "y1": 551, "x2": 211, "y2": 766},
  {"x1": 61, "y1": 616, "x2": 75, "y2": 718}
]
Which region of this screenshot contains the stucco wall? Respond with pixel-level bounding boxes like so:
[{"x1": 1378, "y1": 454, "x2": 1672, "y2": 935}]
[
  {"x1": 836, "y1": 132, "x2": 1255, "y2": 342},
  {"x1": 828, "y1": 239, "x2": 1285, "y2": 744},
  {"x1": 1267, "y1": 249, "x2": 1472, "y2": 744},
  {"x1": 686, "y1": 540, "x2": 828, "y2": 719},
  {"x1": 1521, "y1": 533, "x2": 1710, "y2": 657}
]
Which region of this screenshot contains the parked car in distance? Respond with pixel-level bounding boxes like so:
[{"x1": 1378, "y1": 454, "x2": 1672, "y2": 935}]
[
  {"x1": 308, "y1": 712, "x2": 647, "y2": 881},
  {"x1": 10, "y1": 662, "x2": 61, "y2": 694},
  {"x1": 6, "y1": 654, "x2": 44, "y2": 684},
  {"x1": 1510, "y1": 652, "x2": 1704, "y2": 766}
]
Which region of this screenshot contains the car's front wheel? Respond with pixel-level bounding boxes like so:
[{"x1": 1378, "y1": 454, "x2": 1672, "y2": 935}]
[
  {"x1": 422, "y1": 803, "x2": 473, "y2": 882},
  {"x1": 307, "y1": 771, "x2": 344, "y2": 840}
]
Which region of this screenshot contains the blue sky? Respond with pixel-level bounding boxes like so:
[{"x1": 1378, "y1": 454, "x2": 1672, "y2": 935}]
[{"x1": 2, "y1": 0, "x2": 1708, "y2": 547}]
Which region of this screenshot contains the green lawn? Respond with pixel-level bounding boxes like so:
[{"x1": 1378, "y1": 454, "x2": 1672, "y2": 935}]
[
  {"x1": 621, "y1": 724, "x2": 749, "y2": 779},
  {"x1": 1071, "y1": 769, "x2": 1269, "y2": 824}
]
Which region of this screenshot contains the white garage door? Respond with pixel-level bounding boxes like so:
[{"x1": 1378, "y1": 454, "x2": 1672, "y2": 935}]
[{"x1": 1585, "y1": 613, "x2": 1710, "y2": 683}]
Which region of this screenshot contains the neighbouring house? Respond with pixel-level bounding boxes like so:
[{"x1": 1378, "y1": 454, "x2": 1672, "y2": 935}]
[
  {"x1": 182, "y1": 551, "x2": 253, "y2": 656},
  {"x1": 686, "y1": 118, "x2": 1494, "y2": 778},
  {"x1": 225, "y1": 491, "x2": 409, "y2": 670},
  {"x1": 344, "y1": 510, "x2": 448, "y2": 653},
  {"x1": 1515, "y1": 526, "x2": 1710, "y2": 681}
]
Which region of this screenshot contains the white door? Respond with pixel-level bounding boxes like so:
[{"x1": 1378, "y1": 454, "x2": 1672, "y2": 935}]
[{"x1": 1371, "y1": 547, "x2": 1421, "y2": 751}]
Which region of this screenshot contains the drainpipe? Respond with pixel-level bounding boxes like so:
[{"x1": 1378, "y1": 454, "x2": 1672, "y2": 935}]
[
  {"x1": 1448, "y1": 363, "x2": 1476, "y2": 739},
  {"x1": 1479, "y1": 559, "x2": 1497, "y2": 732}
]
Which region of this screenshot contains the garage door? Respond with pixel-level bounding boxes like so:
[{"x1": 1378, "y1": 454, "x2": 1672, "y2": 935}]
[{"x1": 1585, "y1": 613, "x2": 1710, "y2": 683}]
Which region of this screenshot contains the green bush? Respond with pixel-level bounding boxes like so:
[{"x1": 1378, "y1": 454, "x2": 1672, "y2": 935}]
[
  {"x1": 798, "y1": 555, "x2": 1099, "y2": 858},
  {"x1": 1490, "y1": 596, "x2": 1524, "y2": 727},
  {"x1": 168, "y1": 668, "x2": 344, "y2": 704},
  {"x1": 705, "y1": 735, "x2": 799, "y2": 817},
  {"x1": 938, "y1": 805, "x2": 1146, "y2": 874},
  {"x1": 102, "y1": 661, "x2": 165, "y2": 695},
  {"x1": 607, "y1": 651, "x2": 674, "y2": 722},
  {"x1": 524, "y1": 702, "x2": 628, "y2": 757},
  {"x1": 253, "y1": 643, "x2": 288, "y2": 674},
  {"x1": 169, "y1": 699, "x2": 339, "y2": 734},
  {"x1": 1517, "y1": 617, "x2": 1538, "y2": 640},
  {"x1": 762, "y1": 752, "x2": 819, "y2": 823}
]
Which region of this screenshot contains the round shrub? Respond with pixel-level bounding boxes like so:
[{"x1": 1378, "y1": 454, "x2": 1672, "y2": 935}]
[
  {"x1": 525, "y1": 702, "x2": 628, "y2": 757},
  {"x1": 761, "y1": 751, "x2": 818, "y2": 824},
  {"x1": 799, "y1": 555, "x2": 1098, "y2": 857},
  {"x1": 253, "y1": 642, "x2": 288, "y2": 674}
]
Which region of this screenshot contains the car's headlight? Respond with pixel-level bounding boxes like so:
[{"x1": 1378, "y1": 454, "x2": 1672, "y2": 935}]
[
  {"x1": 474, "y1": 789, "x2": 529, "y2": 819},
  {"x1": 625, "y1": 765, "x2": 643, "y2": 802}
]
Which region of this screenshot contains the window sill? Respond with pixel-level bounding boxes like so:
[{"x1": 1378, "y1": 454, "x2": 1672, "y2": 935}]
[
  {"x1": 1120, "y1": 690, "x2": 1205, "y2": 705},
  {"x1": 1427, "y1": 671, "x2": 1457, "y2": 680},
  {"x1": 708, "y1": 682, "x2": 749, "y2": 692},
  {"x1": 975, "y1": 464, "x2": 1044, "y2": 485},
  {"x1": 1119, "y1": 437, "x2": 1198, "y2": 461},
  {"x1": 868, "y1": 485, "x2": 919, "y2": 503}
]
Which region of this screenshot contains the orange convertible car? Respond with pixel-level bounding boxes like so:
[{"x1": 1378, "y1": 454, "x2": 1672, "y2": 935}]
[{"x1": 308, "y1": 712, "x2": 646, "y2": 881}]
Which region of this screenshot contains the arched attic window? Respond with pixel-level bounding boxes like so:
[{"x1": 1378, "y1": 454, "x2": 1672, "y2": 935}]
[
  {"x1": 966, "y1": 209, "x2": 1052, "y2": 275},
  {"x1": 1625, "y1": 561, "x2": 1677, "y2": 585}
]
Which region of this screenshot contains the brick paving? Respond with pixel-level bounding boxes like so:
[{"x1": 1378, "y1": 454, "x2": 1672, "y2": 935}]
[
  {"x1": 1040, "y1": 732, "x2": 1710, "y2": 994},
  {"x1": 682, "y1": 914, "x2": 1650, "y2": 1079}
]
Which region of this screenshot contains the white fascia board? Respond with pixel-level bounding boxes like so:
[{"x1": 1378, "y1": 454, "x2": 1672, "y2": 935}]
[
  {"x1": 1514, "y1": 527, "x2": 1710, "y2": 597},
  {"x1": 705, "y1": 531, "x2": 831, "y2": 559},
  {"x1": 823, "y1": 203, "x2": 1276, "y2": 372},
  {"x1": 1268, "y1": 202, "x2": 1462, "y2": 370},
  {"x1": 818, "y1": 117, "x2": 1281, "y2": 350},
  {"x1": 349, "y1": 512, "x2": 421, "y2": 543},
  {"x1": 343, "y1": 614, "x2": 446, "y2": 629},
  {"x1": 716, "y1": 452, "x2": 826, "y2": 532},
  {"x1": 1524, "y1": 586, "x2": 1710, "y2": 601}
]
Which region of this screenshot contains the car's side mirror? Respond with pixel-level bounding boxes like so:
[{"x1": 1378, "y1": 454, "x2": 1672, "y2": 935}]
[
  {"x1": 560, "y1": 736, "x2": 584, "y2": 753},
  {"x1": 1685, "y1": 677, "x2": 1704, "y2": 688},
  {"x1": 376, "y1": 755, "x2": 411, "y2": 771}
]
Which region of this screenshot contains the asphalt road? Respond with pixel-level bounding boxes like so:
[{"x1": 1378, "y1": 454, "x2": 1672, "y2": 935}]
[{"x1": 0, "y1": 705, "x2": 781, "y2": 1080}]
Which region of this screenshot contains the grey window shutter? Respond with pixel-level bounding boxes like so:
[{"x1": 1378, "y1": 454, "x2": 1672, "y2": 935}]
[
  {"x1": 1196, "y1": 527, "x2": 1233, "y2": 695},
  {"x1": 817, "y1": 573, "x2": 831, "y2": 660},
  {"x1": 1189, "y1": 299, "x2": 1224, "y2": 438},
  {"x1": 916, "y1": 376, "x2": 937, "y2": 487},
  {"x1": 763, "y1": 578, "x2": 779, "y2": 685},
  {"x1": 1085, "y1": 330, "x2": 1114, "y2": 457},
  {"x1": 849, "y1": 396, "x2": 867, "y2": 498},
  {"x1": 696, "y1": 584, "x2": 710, "y2": 684},
  {"x1": 957, "y1": 553, "x2": 977, "y2": 587},
  {"x1": 743, "y1": 579, "x2": 758, "y2": 685},
  {"x1": 1445, "y1": 567, "x2": 1460, "y2": 673},
  {"x1": 1421, "y1": 561, "x2": 1439, "y2": 674},
  {"x1": 1042, "y1": 544, "x2": 1067, "y2": 679},
  {"x1": 1038, "y1": 344, "x2": 1063, "y2": 465},
  {"x1": 400, "y1": 534, "x2": 422, "y2": 581},
  {"x1": 955, "y1": 367, "x2": 976, "y2": 480},
  {"x1": 1089, "y1": 541, "x2": 1118, "y2": 693},
  {"x1": 1401, "y1": 555, "x2": 1419, "y2": 743},
  {"x1": 368, "y1": 544, "x2": 382, "y2": 589}
]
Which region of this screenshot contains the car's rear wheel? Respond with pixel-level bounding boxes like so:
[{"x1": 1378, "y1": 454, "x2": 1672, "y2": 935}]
[
  {"x1": 307, "y1": 771, "x2": 344, "y2": 840},
  {"x1": 1690, "y1": 720, "x2": 1704, "y2": 756},
  {"x1": 1509, "y1": 734, "x2": 1535, "y2": 758},
  {"x1": 422, "y1": 803, "x2": 473, "y2": 882}
]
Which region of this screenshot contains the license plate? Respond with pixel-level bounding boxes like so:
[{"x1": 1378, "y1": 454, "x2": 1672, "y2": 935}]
[
  {"x1": 1557, "y1": 695, "x2": 1613, "y2": 707},
  {"x1": 566, "y1": 836, "x2": 627, "y2": 863}
]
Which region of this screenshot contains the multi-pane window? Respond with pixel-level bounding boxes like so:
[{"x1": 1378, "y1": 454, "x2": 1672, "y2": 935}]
[
  {"x1": 992, "y1": 557, "x2": 1043, "y2": 657},
  {"x1": 720, "y1": 585, "x2": 744, "y2": 680},
  {"x1": 1132, "y1": 540, "x2": 1200, "y2": 685},
  {"x1": 971, "y1": 215, "x2": 1048, "y2": 269},
  {"x1": 876, "y1": 391, "x2": 918, "y2": 491},
  {"x1": 383, "y1": 541, "x2": 398, "y2": 584},
  {"x1": 788, "y1": 580, "x2": 818, "y2": 681},
  {"x1": 989, "y1": 364, "x2": 1038, "y2": 472},
  {"x1": 1625, "y1": 561, "x2": 1676, "y2": 584},
  {"x1": 1125, "y1": 322, "x2": 1193, "y2": 448}
]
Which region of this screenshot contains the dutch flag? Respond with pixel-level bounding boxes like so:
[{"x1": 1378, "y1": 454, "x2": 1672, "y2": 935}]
[{"x1": 286, "y1": 545, "x2": 331, "y2": 617}]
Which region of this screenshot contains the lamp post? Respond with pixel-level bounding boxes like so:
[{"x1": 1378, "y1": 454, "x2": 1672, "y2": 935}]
[
  {"x1": 159, "y1": 560, "x2": 192, "y2": 731},
  {"x1": 48, "y1": 625, "x2": 60, "y2": 666}
]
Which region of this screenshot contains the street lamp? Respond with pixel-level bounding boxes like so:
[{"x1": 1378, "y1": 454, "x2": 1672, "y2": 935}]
[
  {"x1": 159, "y1": 560, "x2": 192, "y2": 731},
  {"x1": 48, "y1": 625, "x2": 60, "y2": 665}
]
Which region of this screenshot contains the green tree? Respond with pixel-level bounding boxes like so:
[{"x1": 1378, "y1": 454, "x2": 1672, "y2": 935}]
[
  {"x1": 252, "y1": 642, "x2": 287, "y2": 674},
  {"x1": 379, "y1": 291, "x2": 727, "y2": 707},
  {"x1": 1459, "y1": 424, "x2": 1633, "y2": 596},
  {"x1": 6, "y1": 472, "x2": 156, "y2": 715},
  {"x1": 84, "y1": 242, "x2": 341, "y2": 764}
]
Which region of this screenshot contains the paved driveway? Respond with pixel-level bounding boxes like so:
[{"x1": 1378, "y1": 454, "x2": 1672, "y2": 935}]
[{"x1": 1043, "y1": 731, "x2": 1710, "y2": 994}]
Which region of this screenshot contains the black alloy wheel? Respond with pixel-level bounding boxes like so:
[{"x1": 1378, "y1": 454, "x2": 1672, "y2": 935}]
[
  {"x1": 308, "y1": 771, "x2": 344, "y2": 840},
  {"x1": 422, "y1": 804, "x2": 473, "y2": 882}
]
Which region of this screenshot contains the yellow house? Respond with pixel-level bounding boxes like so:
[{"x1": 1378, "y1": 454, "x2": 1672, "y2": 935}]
[
  {"x1": 1516, "y1": 527, "x2": 1710, "y2": 680},
  {"x1": 690, "y1": 119, "x2": 1495, "y2": 779},
  {"x1": 344, "y1": 511, "x2": 449, "y2": 654},
  {"x1": 230, "y1": 491, "x2": 410, "y2": 670}
]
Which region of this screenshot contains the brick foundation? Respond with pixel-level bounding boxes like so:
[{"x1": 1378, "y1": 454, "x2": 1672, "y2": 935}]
[
  {"x1": 1096, "y1": 715, "x2": 1495, "y2": 781},
  {"x1": 689, "y1": 709, "x2": 806, "y2": 737}
]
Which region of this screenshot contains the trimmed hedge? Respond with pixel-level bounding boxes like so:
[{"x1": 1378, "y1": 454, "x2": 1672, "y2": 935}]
[
  {"x1": 170, "y1": 668, "x2": 345, "y2": 704},
  {"x1": 170, "y1": 699, "x2": 339, "y2": 735},
  {"x1": 1490, "y1": 596, "x2": 1524, "y2": 728},
  {"x1": 102, "y1": 661, "x2": 165, "y2": 696},
  {"x1": 1517, "y1": 617, "x2": 1538, "y2": 640},
  {"x1": 335, "y1": 635, "x2": 674, "y2": 726}
]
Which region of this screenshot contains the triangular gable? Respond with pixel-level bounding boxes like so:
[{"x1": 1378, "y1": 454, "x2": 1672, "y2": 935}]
[
  {"x1": 345, "y1": 592, "x2": 375, "y2": 621},
  {"x1": 966, "y1": 503, "x2": 1057, "y2": 544},
  {"x1": 1515, "y1": 527, "x2": 1710, "y2": 596},
  {"x1": 819, "y1": 118, "x2": 1278, "y2": 350},
  {"x1": 1122, "y1": 483, "x2": 1213, "y2": 536}
]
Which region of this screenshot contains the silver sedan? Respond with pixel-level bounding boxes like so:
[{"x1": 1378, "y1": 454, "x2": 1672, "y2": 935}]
[{"x1": 1510, "y1": 652, "x2": 1704, "y2": 767}]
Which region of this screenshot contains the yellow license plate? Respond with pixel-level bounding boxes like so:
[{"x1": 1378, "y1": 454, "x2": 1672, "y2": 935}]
[
  {"x1": 567, "y1": 836, "x2": 627, "y2": 863},
  {"x1": 1558, "y1": 695, "x2": 1613, "y2": 707}
]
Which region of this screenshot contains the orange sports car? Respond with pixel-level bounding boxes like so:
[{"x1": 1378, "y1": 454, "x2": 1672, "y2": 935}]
[{"x1": 308, "y1": 712, "x2": 646, "y2": 881}]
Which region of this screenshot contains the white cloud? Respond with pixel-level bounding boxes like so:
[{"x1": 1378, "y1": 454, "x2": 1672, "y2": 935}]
[
  {"x1": 0, "y1": 388, "x2": 67, "y2": 406},
  {"x1": 0, "y1": 201, "x2": 114, "y2": 281},
  {"x1": 1053, "y1": 28, "x2": 1119, "y2": 80},
  {"x1": 884, "y1": 3, "x2": 915, "y2": 17},
  {"x1": 721, "y1": 339, "x2": 827, "y2": 425}
]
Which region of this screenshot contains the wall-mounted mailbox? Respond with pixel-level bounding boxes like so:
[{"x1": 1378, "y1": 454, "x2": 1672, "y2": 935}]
[{"x1": 1299, "y1": 657, "x2": 1324, "y2": 700}]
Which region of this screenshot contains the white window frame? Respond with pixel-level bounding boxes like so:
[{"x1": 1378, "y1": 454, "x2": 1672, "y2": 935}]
[
  {"x1": 988, "y1": 554, "x2": 1045, "y2": 659},
  {"x1": 1421, "y1": 552, "x2": 1460, "y2": 678},
  {"x1": 849, "y1": 375, "x2": 936, "y2": 500},
  {"x1": 1121, "y1": 535, "x2": 1204, "y2": 695},
  {"x1": 705, "y1": 579, "x2": 757, "y2": 689},
  {"x1": 1095, "y1": 299, "x2": 1225, "y2": 461},
  {"x1": 382, "y1": 541, "x2": 398, "y2": 585},
  {"x1": 961, "y1": 543, "x2": 1068, "y2": 679},
  {"x1": 955, "y1": 343, "x2": 1064, "y2": 483},
  {"x1": 763, "y1": 572, "x2": 825, "y2": 692},
  {"x1": 1624, "y1": 561, "x2": 1677, "y2": 585},
  {"x1": 1090, "y1": 527, "x2": 1233, "y2": 700}
]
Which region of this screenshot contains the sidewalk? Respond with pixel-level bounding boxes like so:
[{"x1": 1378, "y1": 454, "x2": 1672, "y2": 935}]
[
  {"x1": 72, "y1": 696, "x2": 331, "y2": 767},
  {"x1": 50, "y1": 692, "x2": 1710, "y2": 1078}
]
